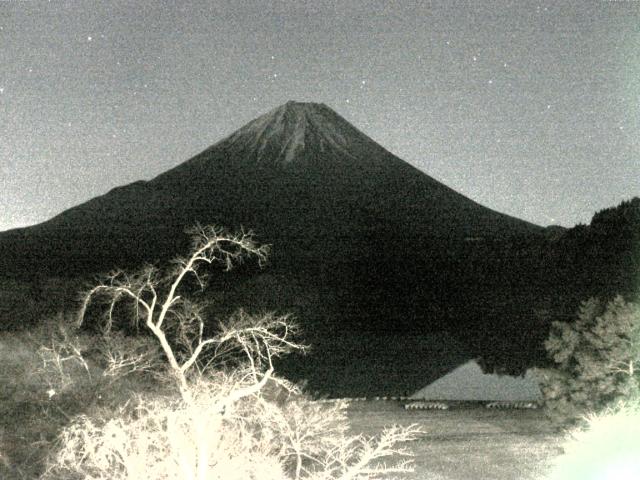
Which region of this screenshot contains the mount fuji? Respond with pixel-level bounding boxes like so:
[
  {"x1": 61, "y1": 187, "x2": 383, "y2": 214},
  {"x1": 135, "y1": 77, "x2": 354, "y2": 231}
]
[
  {"x1": 0, "y1": 101, "x2": 553, "y2": 394},
  {"x1": 0, "y1": 101, "x2": 540, "y2": 273}
]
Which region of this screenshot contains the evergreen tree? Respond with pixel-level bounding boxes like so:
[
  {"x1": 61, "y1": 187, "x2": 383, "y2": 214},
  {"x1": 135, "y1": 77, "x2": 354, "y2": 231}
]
[{"x1": 536, "y1": 295, "x2": 640, "y2": 425}]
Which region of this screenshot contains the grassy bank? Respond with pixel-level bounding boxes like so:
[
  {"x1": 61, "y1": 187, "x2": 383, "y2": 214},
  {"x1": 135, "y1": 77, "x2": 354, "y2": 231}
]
[{"x1": 347, "y1": 400, "x2": 563, "y2": 480}]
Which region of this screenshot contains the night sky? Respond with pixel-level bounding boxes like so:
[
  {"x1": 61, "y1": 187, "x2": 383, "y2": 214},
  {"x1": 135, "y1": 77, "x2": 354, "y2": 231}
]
[{"x1": 2, "y1": 0, "x2": 639, "y2": 232}]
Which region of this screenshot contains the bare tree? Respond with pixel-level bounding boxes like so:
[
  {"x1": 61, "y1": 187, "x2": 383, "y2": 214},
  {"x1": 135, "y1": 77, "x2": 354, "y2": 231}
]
[
  {"x1": 45, "y1": 224, "x2": 421, "y2": 480},
  {"x1": 77, "y1": 224, "x2": 298, "y2": 401}
]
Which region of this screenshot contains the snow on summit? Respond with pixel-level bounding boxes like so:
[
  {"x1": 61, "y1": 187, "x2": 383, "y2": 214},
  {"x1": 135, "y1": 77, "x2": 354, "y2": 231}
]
[{"x1": 226, "y1": 101, "x2": 353, "y2": 164}]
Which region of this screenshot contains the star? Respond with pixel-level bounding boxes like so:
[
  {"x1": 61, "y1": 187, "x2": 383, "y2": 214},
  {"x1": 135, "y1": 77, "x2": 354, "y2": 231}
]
[
  {"x1": 472, "y1": 56, "x2": 477, "y2": 62},
  {"x1": 0, "y1": 87, "x2": 4, "y2": 94},
  {"x1": 87, "y1": 36, "x2": 92, "y2": 42}
]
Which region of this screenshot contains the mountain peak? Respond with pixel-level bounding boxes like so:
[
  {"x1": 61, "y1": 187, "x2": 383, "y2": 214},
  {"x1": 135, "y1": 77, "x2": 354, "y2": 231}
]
[
  {"x1": 282, "y1": 100, "x2": 327, "y2": 110},
  {"x1": 267, "y1": 100, "x2": 332, "y2": 128},
  {"x1": 224, "y1": 100, "x2": 354, "y2": 165}
]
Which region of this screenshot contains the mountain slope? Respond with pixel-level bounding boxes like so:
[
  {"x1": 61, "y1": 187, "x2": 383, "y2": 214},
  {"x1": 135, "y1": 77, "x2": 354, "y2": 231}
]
[{"x1": 0, "y1": 101, "x2": 540, "y2": 274}]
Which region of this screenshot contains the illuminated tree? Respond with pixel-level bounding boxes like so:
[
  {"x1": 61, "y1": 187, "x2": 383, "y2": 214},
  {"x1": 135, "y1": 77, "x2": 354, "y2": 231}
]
[
  {"x1": 536, "y1": 295, "x2": 640, "y2": 425},
  {"x1": 44, "y1": 225, "x2": 420, "y2": 480}
]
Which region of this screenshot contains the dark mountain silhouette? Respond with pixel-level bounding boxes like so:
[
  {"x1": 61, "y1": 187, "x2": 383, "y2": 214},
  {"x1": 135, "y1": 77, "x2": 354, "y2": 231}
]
[
  {"x1": 8, "y1": 101, "x2": 631, "y2": 395},
  {"x1": 0, "y1": 101, "x2": 540, "y2": 273},
  {"x1": 541, "y1": 198, "x2": 639, "y2": 305}
]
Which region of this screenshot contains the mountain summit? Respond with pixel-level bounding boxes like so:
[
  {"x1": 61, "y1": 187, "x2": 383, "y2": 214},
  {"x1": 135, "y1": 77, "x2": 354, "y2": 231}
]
[
  {"x1": 222, "y1": 101, "x2": 357, "y2": 165},
  {"x1": 166, "y1": 99, "x2": 419, "y2": 176}
]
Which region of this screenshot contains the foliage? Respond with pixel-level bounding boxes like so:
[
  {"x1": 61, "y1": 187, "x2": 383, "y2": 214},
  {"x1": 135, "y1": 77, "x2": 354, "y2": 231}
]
[
  {"x1": 0, "y1": 313, "x2": 162, "y2": 479},
  {"x1": 590, "y1": 197, "x2": 640, "y2": 236},
  {"x1": 554, "y1": 197, "x2": 640, "y2": 301},
  {"x1": 545, "y1": 399, "x2": 640, "y2": 480},
  {"x1": 535, "y1": 295, "x2": 640, "y2": 425},
  {"x1": 43, "y1": 380, "x2": 421, "y2": 480},
  {"x1": 42, "y1": 225, "x2": 421, "y2": 480}
]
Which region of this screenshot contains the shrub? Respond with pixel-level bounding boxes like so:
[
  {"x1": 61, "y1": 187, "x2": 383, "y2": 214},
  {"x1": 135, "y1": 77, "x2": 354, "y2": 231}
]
[
  {"x1": 535, "y1": 296, "x2": 640, "y2": 425},
  {"x1": 43, "y1": 376, "x2": 421, "y2": 480},
  {"x1": 0, "y1": 311, "x2": 164, "y2": 479}
]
